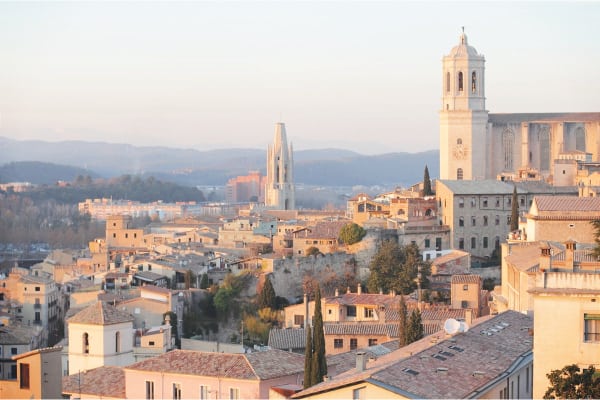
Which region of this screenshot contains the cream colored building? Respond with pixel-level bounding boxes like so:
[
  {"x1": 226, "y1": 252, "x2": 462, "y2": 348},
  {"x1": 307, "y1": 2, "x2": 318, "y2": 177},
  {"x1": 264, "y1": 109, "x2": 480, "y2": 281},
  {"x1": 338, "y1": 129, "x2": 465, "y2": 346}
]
[
  {"x1": 530, "y1": 270, "x2": 600, "y2": 398},
  {"x1": 0, "y1": 346, "x2": 62, "y2": 399},
  {"x1": 440, "y1": 31, "x2": 600, "y2": 182},
  {"x1": 67, "y1": 301, "x2": 135, "y2": 374}
]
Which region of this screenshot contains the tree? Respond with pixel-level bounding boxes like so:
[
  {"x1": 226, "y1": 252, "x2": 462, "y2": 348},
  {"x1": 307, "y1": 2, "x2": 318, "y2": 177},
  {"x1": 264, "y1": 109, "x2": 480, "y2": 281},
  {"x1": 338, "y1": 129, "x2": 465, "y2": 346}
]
[
  {"x1": 184, "y1": 269, "x2": 195, "y2": 290},
  {"x1": 312, "y1": 284, "x2": 327, "y2": 384},
  {"x1": 258, "y1": 277, "x2": 276, "y2": 310},
  {"x1": 199, "y1": 273, "x2": 209, "y2": 289},
  {"x1": 423, "y1": 165, "x2": 433, "y2": 196},
  {"x1": 544, "y1": 364, "x2": 600, "y2": 399},
  {"x1": 591, "y1": 219, "x2": 600, "y2": 260},
  {"x1": 339, "y1": 222, "x2": 367, "y2": 245},
  {"x1": 367, "y1": 241, "x2": 431, "y2": 295},
  {"x1": 510, "y1": 185, "x2": 519, "y2": 232},
  {"x1": 398, "y1": 295, "x2": 408, "y2": 346},
  {"x1": 406, "y1": 309, "x2": 423, "y2": 344},
  {"x1": 303, "y1": 325, "x2": 313, "y2": 388},
  {"x1": 306, "y1": 246, "x2": 321, "y2": 256}
]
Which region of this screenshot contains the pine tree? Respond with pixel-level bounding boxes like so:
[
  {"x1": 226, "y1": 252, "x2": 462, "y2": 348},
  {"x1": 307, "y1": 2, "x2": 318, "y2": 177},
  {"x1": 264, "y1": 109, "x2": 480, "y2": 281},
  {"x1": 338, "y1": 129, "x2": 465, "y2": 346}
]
[
  {"x1": 312, "y1": 284, "x2": 327, "y2": 384},
  {"x1": 510, "y1": 185, "x2": 519, "y2": 232},
  {"x1": 303, "y1": 325, "x2": 313, "y2": 388},
  {"x1": 423, "y1": 165, "x2": 433, "y2": 196},
  {"x1": 259, "y1": 277, "x2": 276, "y2": 309},
  {"x1": 406, "y1": 309, "x2": 423, "y2": 344},
  {"x1": 398, "y1": 296, "x2": 408, "y2": 346}
]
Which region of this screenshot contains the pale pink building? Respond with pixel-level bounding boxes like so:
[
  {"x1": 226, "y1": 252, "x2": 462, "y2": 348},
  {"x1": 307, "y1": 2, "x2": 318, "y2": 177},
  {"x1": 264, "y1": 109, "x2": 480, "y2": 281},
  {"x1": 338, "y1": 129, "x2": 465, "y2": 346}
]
[{"x1": 123, "y1": 349, "x2": 305, "y2": 399}]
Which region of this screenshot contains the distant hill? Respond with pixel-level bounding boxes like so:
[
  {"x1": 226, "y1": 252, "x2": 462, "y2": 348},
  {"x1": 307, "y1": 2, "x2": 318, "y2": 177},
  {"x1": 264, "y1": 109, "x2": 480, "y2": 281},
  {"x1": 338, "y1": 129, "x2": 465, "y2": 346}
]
[
  {"x1": 0, "y1": 161, "x2": 100, "y2": 185},
  {"x1": 0, "y1": 137, "x2": 439, "y2": 187}
]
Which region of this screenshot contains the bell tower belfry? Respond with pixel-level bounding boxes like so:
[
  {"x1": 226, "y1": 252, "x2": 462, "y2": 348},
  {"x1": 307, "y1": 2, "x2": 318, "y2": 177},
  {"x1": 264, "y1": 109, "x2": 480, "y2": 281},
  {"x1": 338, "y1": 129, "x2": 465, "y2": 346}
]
[
  {"x1": 265, "y1": 122, "x2": 295, "y2": 210},
  {"x1": 440, "y1": 29, "x2": 489, "y2": 180}
]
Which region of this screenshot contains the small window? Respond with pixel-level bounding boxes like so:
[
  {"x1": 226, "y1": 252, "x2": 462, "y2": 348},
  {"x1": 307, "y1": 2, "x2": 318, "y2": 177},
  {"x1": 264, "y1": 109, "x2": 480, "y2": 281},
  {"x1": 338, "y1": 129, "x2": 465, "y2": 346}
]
[
  {"x1": 458, "y1": 197, "x2": 464, "y2": 208},
  {"x1": 146, "y1": 381, "x2": 155, "y2": 400},
  {"x1": 584, "y1": 314, "x2": 600, "y2": 342},
  {"x1": 446, "y1": 72, "x2": 450, "y2": 92},
  {"x1": 173, "y1": 383, "x2": 181, "y2": 400},
  {"x1": 364, "y1": 308, "x2": 374, "y2": 318},
  {"x1": 458, "y1": 71, "x2": 464, "y2": 91},
  {"x1": 463, "y1": 284, "x2": 468, "y2": 291},
  {"x1": 115, "y1": 331, "x2": 121, "y2": 353},
  {"x1": 149, "y1": 341, "x2": 155, "y2": 346},
  {"x1": 229, "y1": 388, "x2": 240, "y2": 400},
  {"x1": 113, "y1": 233, "x2": 116, "y2": 238},
  {"x1": 459, "y1": 217, "x2": 464, "y2": 227},
  {"x1": 495, "y1": 215, "x2": 500, "y2": 226},
  {"x1": 334, "y1": 339, "x2": 343, "y2": 349},
  {"x1": 347, "y1": 306, "x2": 357, "y2": 317},
  {"x1": 424, "y1": 239, "x2": 430, "y2": 248},
  {"x1": 459, "y1": 238, "x2": 464, "y2": 250},
  {"x1": 483, "y1": 237, "x2": 488, "y2": 248},
  {"x1": 83, "y1": 332, "x2": 89, "y2": 354},
  {"x1": 471, "y1": 237, "x2": 476, "y2": 249},
  {"x1": 200, "y1": 385, "x2": 210, "y2": 400},
  {"x1": 471, "y1": 71, "x2": 477, "y2": 93},
  {"x1": 482, "y1": 197, "x2": 488, "y2": 207},
  {"x1": 471, "y1": 216, "x2": 476, "y2": 226},
  {"x1": 35, "y1": 286, "x2": 40, "y2": 292},
  {"x1": 495, "y1": 197, "x2": 500, "y2": 207},
  {"x1": 457, "y1": 168, "x2": 464, "y2": 180},
  {"x1": 294, "y1": 315, "x2": 304, "y2": 326},
  {"x1": 19, "y1": 363, "x2": 30, "y2": 389},
  {"x1": 353, "y1": 387, "x2": 366, "y2": 400},
  {"x1": 470, "y1": 197, "x2": 476, "y2": 207},
  {"x1": 483, "y1": 216, "x2": 488, "y2": 226},
  {"x1": 11, "y1": 347, "x2": 17, "y2": 355},
  {"x1": 457, "y1": 138, "x2": 463, "y2": 145},
  {"x1": 350, "y1": 338, "x2": 358, "y2": 350},
  {"x1": 368, "y1": 338, "x2": 378, "y2": 346}
]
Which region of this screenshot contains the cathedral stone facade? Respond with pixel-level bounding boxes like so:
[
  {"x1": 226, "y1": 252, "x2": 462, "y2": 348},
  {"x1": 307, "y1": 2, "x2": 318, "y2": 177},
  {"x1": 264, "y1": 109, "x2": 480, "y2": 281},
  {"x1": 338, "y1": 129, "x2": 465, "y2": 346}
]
[
  {"x1": 265, "y1": 122, "x2": 295, "y2": 210},
  {"x1": 440, "y1": 32, "x2": 600, "y2": 181}
]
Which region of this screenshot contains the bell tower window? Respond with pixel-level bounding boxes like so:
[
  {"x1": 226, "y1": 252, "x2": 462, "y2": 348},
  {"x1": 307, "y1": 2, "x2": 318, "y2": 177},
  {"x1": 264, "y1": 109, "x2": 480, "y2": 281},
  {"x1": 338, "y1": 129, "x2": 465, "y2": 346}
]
[
  {"x1": 458, "y1": 72, "x2": 463, "y2": 92},
  {"x1": 446, "y1": 72, "x2": 450, "y2": 93},
  {"x1": 457, "y1": 168, "x2": 464, "y2": 180},
  {"x1": 471, "y1": 71, "x2": 477, "y2": 93}
]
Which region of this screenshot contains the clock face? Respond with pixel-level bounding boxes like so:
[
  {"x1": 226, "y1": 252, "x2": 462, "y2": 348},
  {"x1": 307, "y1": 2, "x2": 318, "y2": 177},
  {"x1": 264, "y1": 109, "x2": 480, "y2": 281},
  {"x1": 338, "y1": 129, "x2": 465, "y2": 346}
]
[{"x1": 453, "y1": 144, "x2": 468, "y2": 160}]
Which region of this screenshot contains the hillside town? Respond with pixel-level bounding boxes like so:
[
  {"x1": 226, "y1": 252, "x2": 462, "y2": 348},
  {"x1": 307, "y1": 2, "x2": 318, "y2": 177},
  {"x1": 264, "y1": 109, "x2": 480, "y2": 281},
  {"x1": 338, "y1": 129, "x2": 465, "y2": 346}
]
[{"x1": 1, "y1": 30, "x2": 600, "y2": 400}]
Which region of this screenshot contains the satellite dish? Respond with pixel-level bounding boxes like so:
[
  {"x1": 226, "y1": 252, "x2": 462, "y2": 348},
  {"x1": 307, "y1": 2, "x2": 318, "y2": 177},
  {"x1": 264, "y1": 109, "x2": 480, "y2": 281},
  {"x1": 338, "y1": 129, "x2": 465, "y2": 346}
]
[
  {"x1": 459, "y1": 321, "x2": 470, "y2": 333},
  {"x1": 444, "y1": 318, "x2": 460, "y2": 334}
]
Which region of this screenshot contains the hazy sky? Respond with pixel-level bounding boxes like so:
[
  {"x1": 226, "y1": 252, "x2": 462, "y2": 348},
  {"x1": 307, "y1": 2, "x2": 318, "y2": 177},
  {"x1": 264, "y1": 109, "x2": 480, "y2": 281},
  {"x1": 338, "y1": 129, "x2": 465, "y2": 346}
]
[{"x1": 0, "y1": 2, "x2": 598, "y2": 155}]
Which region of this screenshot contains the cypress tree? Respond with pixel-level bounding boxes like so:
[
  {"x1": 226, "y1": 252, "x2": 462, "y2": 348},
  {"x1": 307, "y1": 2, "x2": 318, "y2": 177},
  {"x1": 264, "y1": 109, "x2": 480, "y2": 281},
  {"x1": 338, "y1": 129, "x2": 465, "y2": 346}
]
[
  {"x1": 407, "y1": 309, "x2": 424, "y2": 344},
  {"x1": 303, "y1": 325, "x2": 313, "y2": 388},
  {"x1": 510, "y1": 185, "x2": 519, "y2": 232},
  {"x1": 423, "y1": 165, "x2": 433, "y2": 196},
  {"x1": 199, "y1": 273, "x2": 209, "y2": 289},
  {"x1": 398, "y1": 296, "x2": 408, "y2": 346},
  {"x1": 312, "y1": 284, "x2": 327, "y2": 384},
  {"x1": 259, "y1": 277, "x2": 276, "y2": 309}
]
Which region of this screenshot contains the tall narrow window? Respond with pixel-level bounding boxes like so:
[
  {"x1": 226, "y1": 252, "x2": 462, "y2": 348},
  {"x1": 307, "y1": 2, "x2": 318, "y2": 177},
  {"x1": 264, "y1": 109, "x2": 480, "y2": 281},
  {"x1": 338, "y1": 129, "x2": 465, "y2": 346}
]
[
  {"x1": 458, "y1": 72, "x2": 463, "y2": 91},
  {"x1": 229, "y1": 388, "x2": 240, "y2": 400},
  {"x1": 502, "y1": 129, "x2": 515, "y2": 170},
  {"x1": 19, "y1": 363, "x2": 30, "y2": 389},
  {"x1": 575, "y1": 126, "x2": 586, "y2": 151},
  {"x1": 115, "y1": 331, "x2": 120, "y2": 353},
  {"x1": 457, "y1": 168, "x2": 463, "y2": 180},
  {"x1": 471, "y1": 71, "x2": 477, "y2": 93},
  {"x1": 200, "y1": 386, "x2": 210, "y2": 400},
  {"x1": 471, "y1": 237, "x2": 476, "y2": 249},
  {"x1": 446, "y1": 72, "x2": 450, "y2": 92},
  {"x1": 173, "y1": 383, "x2": 181, "y2": 400},
  {"x1": 83, "y1": 333, "x2": 89, "y2": 354},
  {"x1": 146, "y1": 381, "x2": 154, "y2": 400},
  {"x1": 584, "y1": 314, "x2": 600, "y2": 342},
  {"x1": 540, "y1": 126, "x2": 550, "y2": 171}
]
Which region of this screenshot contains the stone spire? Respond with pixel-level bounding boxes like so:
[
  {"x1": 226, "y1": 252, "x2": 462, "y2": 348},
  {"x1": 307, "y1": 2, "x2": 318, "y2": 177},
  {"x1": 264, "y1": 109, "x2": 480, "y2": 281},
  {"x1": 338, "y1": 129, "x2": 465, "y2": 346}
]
[{"x1": 265, "y1": 122, "x2": 295, "y2": 210}]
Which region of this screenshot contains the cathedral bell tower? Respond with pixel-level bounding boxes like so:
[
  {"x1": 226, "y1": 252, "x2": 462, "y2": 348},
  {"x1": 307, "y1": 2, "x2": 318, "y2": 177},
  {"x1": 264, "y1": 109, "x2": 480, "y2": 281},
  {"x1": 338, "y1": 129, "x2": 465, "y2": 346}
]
[
  {"x1": 440, "y1": 29, "x2": 489, "y2": 180},
  {"x1": 265, "y1": 122, "x2": 295, "y2": 210}
]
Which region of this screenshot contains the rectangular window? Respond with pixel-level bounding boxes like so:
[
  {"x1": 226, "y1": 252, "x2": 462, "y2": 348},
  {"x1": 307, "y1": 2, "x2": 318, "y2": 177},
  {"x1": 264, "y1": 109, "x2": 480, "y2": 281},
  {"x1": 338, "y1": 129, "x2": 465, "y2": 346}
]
[
  {"x1": 459, "y1": 197, "x2": 464, "y2": 208},
  {"x1": 584, "y1": 314, "x2": 600, "y2": 342},
  {"x1": 173, "y1": 383, "x2": 181, "y2": 400},
  {"x1": 200, "y1": 385, "x2": 209, "y2": 400},
  {"x1": 11, "y1": 347, "x2": 17, "y2": 355},
  {"x1": 424, "y1": 239, "x2": 430, "y2": 248},
  {"x1": 459, "y1": 238, "x2": 464, "y2": 250},
  {"x1": 229, "y1": 388, "x2": 240, "y2": 400},
  {"x1": 495, "y1": 197, "x2": 500, "y2": 207},
  {"x1": 353, "y1": 387, "x2": 366, "y2": 400},
  {"x1": 483, "y1": 237, "x2": 488, "y2": 248},
  {"x1": 347, "y1": 306, "x2": 357, "y2": 317},
  {"x1": 35, "y1": 286, "x2": 40, "y2": 292},
  {"x1": 495, "y1": 215, "x2": 500, "y2": 226},
  {"x1": 435, "y1": 237, "x2": 442, "y2": 251},
  {"x1": 483, "y1": 216, "x2": 488, "y2": 226},
  {"x1": 364, "y1": 308, "x2": 374, "y2": 318},
  {"x1": 350, "y1": 338, "x2": 358, "y2": 350},
  {"x1": 19, "y1": 363, "x2": 30, "y2": 389},
  {"x1": 294, "y1": 315, "x2": 304, "y2": 326},
  {"x1": 471, "y1": 216, "x2": 476, "y2": 226},
  {"x1": 334, "y1": 339, "x2": 343, "y2": 349},
  {"x1": 483, "y1": 197, "x2": 488, "y2": 207},
  {"x1": 368, "y1": 338, "x2": 378, "y2": 346},
  {"x1": 471, "y1": 197, "x2": 476, "y2": 207},
  {"x1": 471, "y1": 237, "x2": 476, "y2": 249},
  {"x1": 146, "y1": 381, "x2": 154, "y2": 400}
]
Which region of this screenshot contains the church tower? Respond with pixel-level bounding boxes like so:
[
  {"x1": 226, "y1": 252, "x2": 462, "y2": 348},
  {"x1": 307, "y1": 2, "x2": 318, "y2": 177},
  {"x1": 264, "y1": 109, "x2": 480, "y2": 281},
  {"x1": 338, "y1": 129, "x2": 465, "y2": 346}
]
[
  {"x1": 440, "y1": 30, "x2": 489, "y2": 180},
  {"x1": 265, "y1": 122, "x2": 295, "y2": 210}
]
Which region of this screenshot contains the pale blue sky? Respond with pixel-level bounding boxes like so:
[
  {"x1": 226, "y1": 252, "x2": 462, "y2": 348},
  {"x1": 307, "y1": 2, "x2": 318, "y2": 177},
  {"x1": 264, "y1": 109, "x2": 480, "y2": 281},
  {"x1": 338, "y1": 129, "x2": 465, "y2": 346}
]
[{"x1": 0, "y1": 1, "x2": 598, "y2": 154}]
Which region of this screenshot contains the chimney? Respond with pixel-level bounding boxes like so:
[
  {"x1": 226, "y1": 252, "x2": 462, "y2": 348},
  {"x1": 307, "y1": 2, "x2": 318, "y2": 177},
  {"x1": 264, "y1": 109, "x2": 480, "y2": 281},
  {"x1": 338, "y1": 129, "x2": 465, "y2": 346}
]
[
  {"x1": 465, "y1": 308, "x2": 473, "y2": 325},
  {"x1": 304, "y1": 293, "x2": 309, "y2": 328},
  {"x1": 355, "y1": 352, "x2": 367, "y2": 372},
  {"x1": 357, "y1": 283, "x2": 362, "y2": 295},
  {"x1": 334, "y1": 288, "x2": 339, "y2": 297},
  {"x1": 539, "y1": 242, "x2": 551, "y2": 272},
  {"x1": 347, "y1": 286, "x2": 351, "y2": 294},
  {"x1": 564, "y1": 240, "x2": 576, "y2": 271}
]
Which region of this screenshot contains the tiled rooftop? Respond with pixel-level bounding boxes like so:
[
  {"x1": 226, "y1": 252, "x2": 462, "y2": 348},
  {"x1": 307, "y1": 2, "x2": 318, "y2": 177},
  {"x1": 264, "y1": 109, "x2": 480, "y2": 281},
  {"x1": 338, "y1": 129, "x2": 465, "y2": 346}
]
[
  {"x1": 268, "y1": 328, "x2": 306, "y2": 350},
  {"x1": 451, "y1": 274, "x2": 481, "y2": 284},
  {"x1": 294, "y1": 310, "x2": 532, "y2": 399},
  {"x1": 534, "y1": 195, "x2": 600, "y2": 212},
  {"x1": 62, "y1": 366, "x2": 125, "y2": 398},
  {"x1": 68, "y1": 301, "x2": 134, "y2": 325},
  {"x1": 324, "y1": 292, "x2": 405, "y2": 307},
  {"x1": 125, "y1": 349, "x2": 304, "y2": 380}
]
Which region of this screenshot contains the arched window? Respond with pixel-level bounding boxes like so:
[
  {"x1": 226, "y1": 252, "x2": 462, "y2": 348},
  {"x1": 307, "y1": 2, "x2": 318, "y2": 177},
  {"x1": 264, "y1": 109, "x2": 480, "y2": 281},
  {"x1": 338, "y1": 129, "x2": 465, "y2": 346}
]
[
  {"x1": 471, "y1": 71, "x2": 477, "y2": 93},
  {"x1": 459, "y1": 217, "x2": 464, "y2": 227},
  {"x1": 83, "y1": 333, "x2": 89, "y2": 354},
  {"x1": 446, "y1": 72, "x2": 450, "y2": 92},
  {"x1": 457, "y1": 168, "x2": 464, "y2": 180},
  {"x1": 502, "y1": 129, "x2": 515, "y2": 170},
  {"x1": 458, "y1": 72, "x2": 463, "y2": 91},
  {"x1": 115, "y1": 331, "x2": 120, "y2": 353},
  {"x1": 457, "y1": 138, "x2": 462, "y2": 145}
]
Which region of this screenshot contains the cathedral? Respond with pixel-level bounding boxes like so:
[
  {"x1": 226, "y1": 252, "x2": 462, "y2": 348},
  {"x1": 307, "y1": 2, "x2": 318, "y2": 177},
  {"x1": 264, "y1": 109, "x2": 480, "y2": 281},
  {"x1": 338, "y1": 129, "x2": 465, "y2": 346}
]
[
  {"x1": 440, "y1": 31, "x2": 600, "y2": 181},
  {"x1": 265, "y1": 122, "x2": 295, "y2": 210}
]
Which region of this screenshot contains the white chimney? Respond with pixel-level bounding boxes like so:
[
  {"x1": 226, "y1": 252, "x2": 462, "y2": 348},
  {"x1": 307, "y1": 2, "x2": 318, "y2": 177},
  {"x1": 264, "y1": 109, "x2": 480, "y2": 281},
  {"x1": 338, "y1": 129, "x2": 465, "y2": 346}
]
[
  {"x1": 356, "y1": 352, "x2": 367, "y2": 372},
  {"x1": 357, "y1": 283, "x2": 362, "y2": 295}
]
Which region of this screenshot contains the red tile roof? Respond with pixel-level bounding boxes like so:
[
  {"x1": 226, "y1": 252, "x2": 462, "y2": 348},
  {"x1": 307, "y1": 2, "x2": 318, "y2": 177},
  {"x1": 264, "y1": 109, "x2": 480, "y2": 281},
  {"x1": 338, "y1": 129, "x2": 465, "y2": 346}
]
[
  {"x1": 62, "y1": 366, "x2": 125, "y2": 399},
  {"x1": 68, "y1": 301, "x2": 134, "y2": 325}
]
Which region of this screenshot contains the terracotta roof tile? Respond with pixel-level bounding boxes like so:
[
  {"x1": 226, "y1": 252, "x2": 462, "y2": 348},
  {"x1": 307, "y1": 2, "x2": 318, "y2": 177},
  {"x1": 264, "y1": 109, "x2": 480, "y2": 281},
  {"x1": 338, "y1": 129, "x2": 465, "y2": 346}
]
[
  {"x1": 451, "y1": 274, "x2": 482, "y2": 284},
  {"x1": 68, "y1": 301, "x2": 134, "y2": 325},
  {"x1": 534, "y1": 196, "x2": 600, "y2": 213},
  {"x1": 62, "y1": 366, "x2": 125, "y2": 399},
  {"x1": 268, "y1": 328, "x2": 306, "y2": 350}
]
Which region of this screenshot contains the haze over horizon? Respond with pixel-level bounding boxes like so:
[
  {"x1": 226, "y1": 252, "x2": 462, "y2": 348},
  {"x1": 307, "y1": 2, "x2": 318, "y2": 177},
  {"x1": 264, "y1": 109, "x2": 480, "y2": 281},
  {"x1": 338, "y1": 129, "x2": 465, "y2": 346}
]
[{"x1": 0, "y1": 2, "x2": 598, "y2": 155}]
